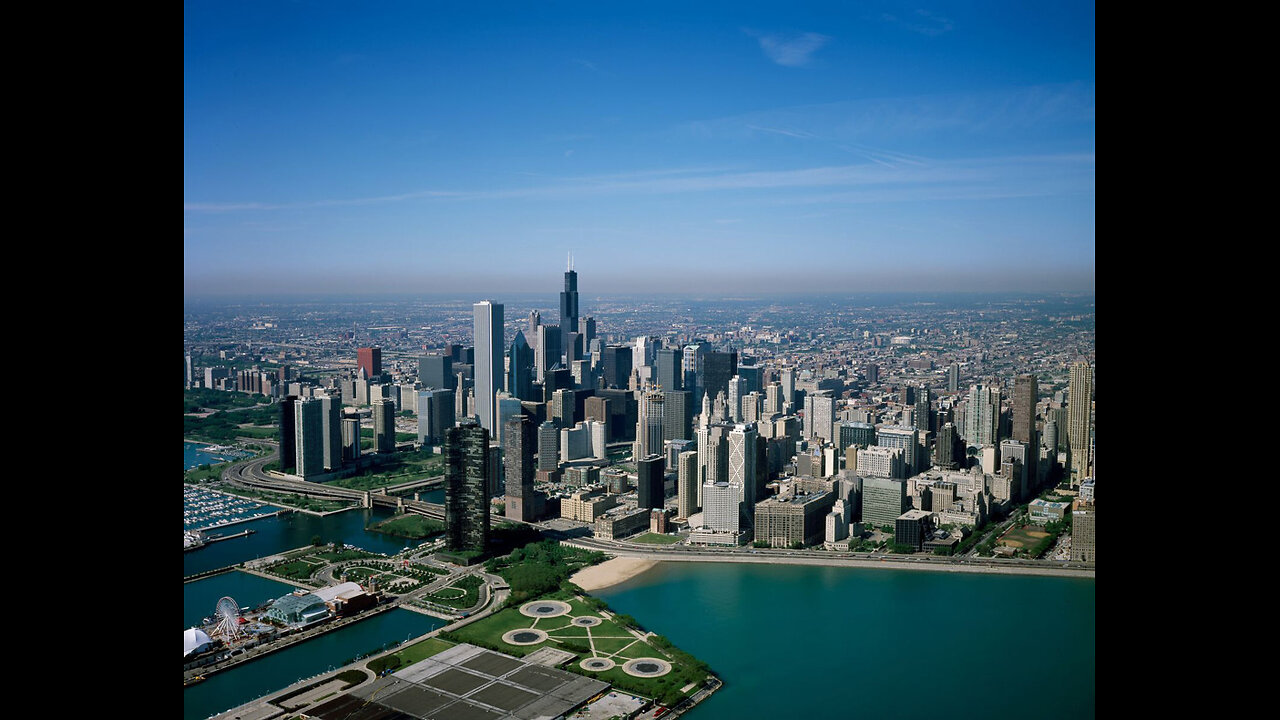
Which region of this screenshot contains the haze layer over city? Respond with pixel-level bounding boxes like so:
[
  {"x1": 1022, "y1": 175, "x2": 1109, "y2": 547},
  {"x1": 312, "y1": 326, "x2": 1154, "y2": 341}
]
[{"x1": 185, "y1": 3, "x2": 1094, "y2": 719}]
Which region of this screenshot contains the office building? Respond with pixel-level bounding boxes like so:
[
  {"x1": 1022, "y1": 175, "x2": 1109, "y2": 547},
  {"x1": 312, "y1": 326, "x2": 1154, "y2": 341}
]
[
  {"x1": 857, "y1": 446, "x2": 904, "y2": 479},
  {"x1": 602, "y1": 345, "x2": 632, "y2": 389},
  {"x1": 551, "y1": 388, "x2": 575, "y2": 429},
  {"x1": 419, "y1": 354, "x2": 452, "y2": 390},
  {"x1": 656, "y1": 347, "x2": 682, "y2": 391},
  {"x1": 877, "y1": 425, "x2": 920, "y2": 476},
  {"x1": 839, "y1": 421, "x2": 876, "y2": 453},
  {"x1": 373, "y1": 399, "x2": 396, "y2": 454},
  {"x1": 357, "y1": 347, "x2": 382, "y2": 379},
  {"x1": 728, "y1": 376, "x2": 744, "y2": 422},
  {"x1": 663, "y1": 389, "x2": 692, "y2": 442},
  {"x1": 593, "y1": 506, "x2": 650, "y2": 540},
  {"x1": 636, "y1": 455, "x2": 665, "y2": 510},
  {"x1": 560, "y1": 259, "x2": 579, "y2": 364},
  {"x1": 536, "y1": 324, "x2": 561, "y2": 384},
  {"x1": 701, "y1": 351, "x2": 738, "y2": 408},
  {"x1": 1068, "y1": 361, "x2": 1093, "y2": 484},
  {"x1": 504, "y1": 415, "x2": 536, "y2": 522},
  {"x1": 861, "y1": 477, "x2": 907, "y2": 528},
  {"x1": 444, "y1": 422, "x2": 490, "y2": 552},
  {"x1": 417, "y1": 388, "x2": 456, "y2": 446},
  {"x1": 948, "y1": 363, "x2": 960, "y2": 393},
  {"x1": 634, "y1": 390, "x2": 665, "y2": 460},
  {"x1": 560, "y1": 489, "x2": 619, "y2": 523},
  {"x1": 473, "y1": 301, "x2": 504, "y2": 436},
  {"x1": 507, "y1": 331, "x2": 534, "y2": 400},
  {"x1": 755, "y1": 490, "x2": 835, "y2": 547},
  {"x1": 895, "y1": 509, "x2": 934, "y2": 551},
  {"x1": 728, "y1": 423, "x2": 758, "y2": 505},
  {"x1": 935, "y1": 422, "x2": 959, "y2": 470}
]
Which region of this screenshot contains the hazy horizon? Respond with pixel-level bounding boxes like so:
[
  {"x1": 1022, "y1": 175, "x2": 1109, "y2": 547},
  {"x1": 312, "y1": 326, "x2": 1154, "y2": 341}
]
[{"x1": 185, "y1": 2, "x2": 1094, "y2": 298}]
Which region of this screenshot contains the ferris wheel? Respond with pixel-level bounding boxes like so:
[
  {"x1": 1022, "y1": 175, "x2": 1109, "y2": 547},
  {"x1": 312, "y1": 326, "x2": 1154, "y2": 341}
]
[{"x1": 213, "y1": 596, "x2": 243, "y2": 641}]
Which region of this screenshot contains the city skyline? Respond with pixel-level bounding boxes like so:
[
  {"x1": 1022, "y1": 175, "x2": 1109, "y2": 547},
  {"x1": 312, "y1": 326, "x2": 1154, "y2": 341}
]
[{"x1": 184, "y1": 2, "x2": 1095, "y2": 297}]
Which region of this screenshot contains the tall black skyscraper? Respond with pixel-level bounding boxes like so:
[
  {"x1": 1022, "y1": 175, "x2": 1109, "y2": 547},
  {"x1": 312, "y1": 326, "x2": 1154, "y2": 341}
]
[
  {"x1": 508, "y1": 331, "x2": 534, "y2": 401},
  {"x1": 637, "y1": 455, "x2": 665, "y2": 510},
  {"x1": 560, "y1": 255, "x2": 579, "y2": 365},
  {"x1": 603, "y1": 345, "x2": 633, "y2": 389},
  {"x1": 444, "y1": 422, "x2": 490, "y2": 552},
  {"x1": 503, "y1": 414, "x2": 536, "y2": 521},
  {"x1": 701, "y1": 351, "x2": 738, "y2": 405},
  {"x1": 278, "y1": 395, "x2": 297, "y2": 473}
]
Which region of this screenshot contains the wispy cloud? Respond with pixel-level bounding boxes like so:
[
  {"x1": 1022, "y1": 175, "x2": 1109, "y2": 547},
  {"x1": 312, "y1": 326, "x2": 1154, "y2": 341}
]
[
  {"x1": 882, "y1": 9, "x2": 954, "y2": 36},
  {"x1": 743, "y1": 29, "x2": 831, "y2": 67},
  {"x1": 185, "y1": 153, "x2": 1092, "y2": 212},
  {"x1": 746, "y1": 124, "x2": 817, "y2": 139},
  {"x1": 183, "y1": 189, "x2": 461, "y2": 213}
]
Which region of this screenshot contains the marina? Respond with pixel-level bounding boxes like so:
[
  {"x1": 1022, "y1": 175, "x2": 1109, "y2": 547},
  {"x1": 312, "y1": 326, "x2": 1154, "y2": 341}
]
[{"x1": 185, "y1": 485, "x2": 285, "y2": 532}]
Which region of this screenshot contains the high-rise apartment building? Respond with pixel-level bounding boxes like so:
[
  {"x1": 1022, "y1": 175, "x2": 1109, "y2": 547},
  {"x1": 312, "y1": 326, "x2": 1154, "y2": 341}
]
[
  {"x1": 444, "y1": 422, "x2": 489, "y2": 552},
  {"x1": 278, "y1": 395, "x2": 298, "y2": 473},
  {"x1": 503, "y1": 414, "x2": 536, "y2": 522},
  {"x1": 677, "y1": 449, "x2": 698, "y2": 519},
  {"x1": 861, "y1": 476, "x2": 907, "y2": 528},
  {"x1": 805, "y1": 392, "x2": 835, "y2": 443},
  {"x1": 1013, "y1": 374, "x2": 1038, "y2": 445},
  {"x1": 537, "y1": 421, "x2": 559, "y2": 472},
  {"x1": 373, "y1": 398, "x2": 396, "y2": 454},
  {"x1": 965, "y1": 384, "x2": 1000, "y2": 447},
  {"x1": 321, "y1": 395, "x2": 343, "y2": 472},
  {"x1": 663, "y1": 390, "x2": 692, "y2": 443},
  {"x1": 473, "y1": 301, "x2": 504, "y2": 435},
  {"x1": 1068, "y1": 361, "x2": 1093, "y2": 484},
  {"x1": 947, "y1": 363, "x2": 959, "y2": 393},
  {"x1": 294, "y1": 397, "x2": 325, "y2": 478},
  {"x1": 877, "y1": 425, "x2": 920, "y2": 477}
]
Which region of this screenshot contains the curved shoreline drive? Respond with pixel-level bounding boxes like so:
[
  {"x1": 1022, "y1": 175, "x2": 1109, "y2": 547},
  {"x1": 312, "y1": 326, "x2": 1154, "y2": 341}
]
[{"x1": 570, "y1": 557, "x2": 659, "y2": 591}]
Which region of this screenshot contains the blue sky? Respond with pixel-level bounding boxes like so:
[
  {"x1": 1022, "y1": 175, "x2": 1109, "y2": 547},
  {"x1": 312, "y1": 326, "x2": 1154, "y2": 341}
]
[{"x1": 184, "y1": 1, "x2": 1094, "y2": 297}]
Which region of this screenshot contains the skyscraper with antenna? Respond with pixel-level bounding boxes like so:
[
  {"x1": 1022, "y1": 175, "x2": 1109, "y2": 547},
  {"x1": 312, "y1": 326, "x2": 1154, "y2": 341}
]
[{"x1": 560, "y1": 253, "x2": 579, "y2": 365}]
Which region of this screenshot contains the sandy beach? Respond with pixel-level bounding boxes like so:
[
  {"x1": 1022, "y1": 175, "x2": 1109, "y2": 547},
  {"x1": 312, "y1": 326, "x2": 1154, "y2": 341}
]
[{"x1": 570, "y1": 556, "x2": 660, "y2": 591}]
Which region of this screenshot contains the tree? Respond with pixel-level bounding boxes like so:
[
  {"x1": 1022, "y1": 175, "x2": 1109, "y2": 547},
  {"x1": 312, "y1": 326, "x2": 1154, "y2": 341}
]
[
  {"x1": 312, "y1": 535, "x2": 323, "y2": 547},
  {"x1": 333, "y1": 540, "x2": 345, "y2": 552}
]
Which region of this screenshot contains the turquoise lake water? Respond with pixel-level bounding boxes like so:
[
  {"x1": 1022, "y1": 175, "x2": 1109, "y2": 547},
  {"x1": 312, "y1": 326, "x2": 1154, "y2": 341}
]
[{"x1": 595, "y1": 562, "x2": 1095, "y2": 719}]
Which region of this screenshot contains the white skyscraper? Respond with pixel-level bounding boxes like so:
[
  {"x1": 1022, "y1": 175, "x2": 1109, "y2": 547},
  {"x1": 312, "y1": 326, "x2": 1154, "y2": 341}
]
[
  {"x1": 473, "y1": 301, "x2": 504, "y2": 435},
  {"x1": 728, "y1": 376, "x2": 744, "y2": 422},
  {"x1": 1068, "y1": 360, "x2": 1093, "y2": 484}
]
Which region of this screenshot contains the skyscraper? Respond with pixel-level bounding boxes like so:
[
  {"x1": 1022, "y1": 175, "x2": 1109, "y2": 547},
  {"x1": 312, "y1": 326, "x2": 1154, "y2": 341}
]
[
  {"x1": 357, "y1": 347, "x2": 382, "y2": 379},
  {"x1": 663, "y1": 390, "x2": 692, "y2": 442},
  {"x1": 656, "y1": 347, "x2": 683, "y2": 391},
  {"x1": 507, "y1": 330, "x2": 534, "y2": 400},
  {"x1": 677, "y1": 449, "x2": 698, "y2": 519},
  {"x1": 278, "y1": 395, "x2": 297, "y2": 473},
  {"x1": 321, "y1": 394, "x2": 343, "y2": 472},
  {"x1": 947, "y1": 363, "x2": 960, "y2": 393},
  {"x1": 636, "y1": 454, "x2": 665, "y2": 510},
  {"x1": 504, "y1": 414, "x2": 536, "y2": 521},
  {"x1": 728, "y1": 423, "x2": 758, "y2": 510},
  {"x1": 473, "y1": 301, "x2": 504, "y2": 435},
  {"x1": 418, "y1": 388, "x2": 456, "y2": 446},
  {"x1": 805, "y1": 392, "x2": 835, "y2": 443},
  {"x1": 373, "y1": 398, "x2": 396, "y2": 454},
  {"x1": 536, "y1": 324, "x2": 561, "y2": 383},
  {"x1": 701, "y1": 351, "x2": 738, "y2": 407},
  {"x1": 1013, "y1": 374, "x2": 1038, "y2": 444},
  {"x1": 1068, "y1": 361, "x2": 1093, "y2": 483},
  {"x1": 419, "y1": 354, "x2": 452, "y2": 389},
  {"x1": 635, "y1": 390, "x2": 665, "y2": 460},
  {"x1": 537, "y1": 421, "x2": 559, "y2": 472},
  {"x1": 294, "y1": 397, "x2": 325, "y2": 478},
  {"x1": 444, "y1": 422, "x2": 490, "y2": 552},
  {"x1": 602, "y1": 345, "x2": 632, "y2": 389},
  {"x1": 965, "y1": 384, "x2": 1000, "y2": 447},
  {"x1": 560, "y1": 256, "x2": 579, "y2": 365}
]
